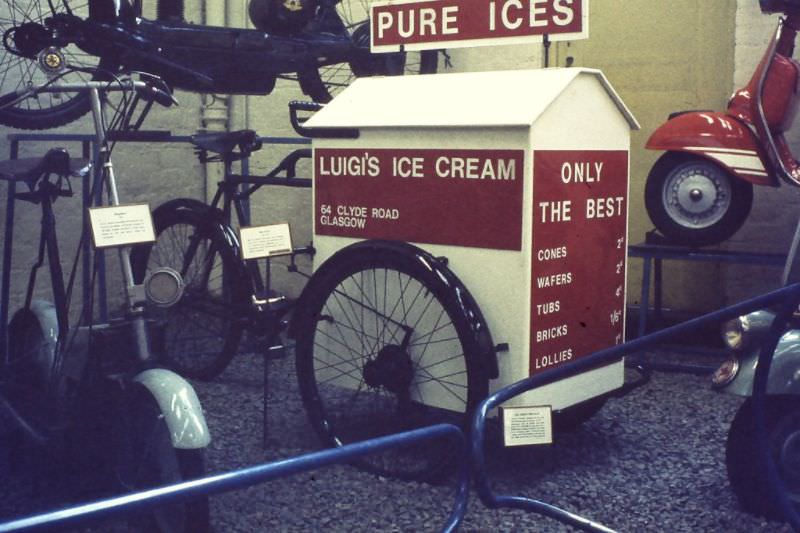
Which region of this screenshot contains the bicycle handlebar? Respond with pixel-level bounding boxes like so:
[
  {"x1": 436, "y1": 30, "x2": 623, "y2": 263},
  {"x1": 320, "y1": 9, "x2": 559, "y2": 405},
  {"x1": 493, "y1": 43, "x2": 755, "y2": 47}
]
[
  {"x1": 288, "y1": 100, "x2": 359, "y2": 139},
  {"x1": 0, "y1": 74, "x2": 178, "y2": 111}
]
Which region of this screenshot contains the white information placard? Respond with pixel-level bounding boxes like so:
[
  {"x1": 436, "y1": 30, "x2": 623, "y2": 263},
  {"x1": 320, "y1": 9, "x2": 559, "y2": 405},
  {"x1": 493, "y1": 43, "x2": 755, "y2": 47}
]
[
  {"x1": 240, "y1": 223, "x2": 293, "y2": 260},
  {"x1": 88, "y1": 204, "x2": 155, "y2": 249},
  {"x1": 501, "y1": 405, "x2": 553, "y2": 447}
]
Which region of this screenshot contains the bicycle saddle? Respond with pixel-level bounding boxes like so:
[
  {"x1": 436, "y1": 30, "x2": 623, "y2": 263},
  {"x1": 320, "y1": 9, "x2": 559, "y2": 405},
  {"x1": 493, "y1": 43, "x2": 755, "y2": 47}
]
[
  {"x1": 0, "y1": 148, "x2": 90, "y2": 186},
  {"x1": 191, "y1": 130, "x2": 262, "y2": 161}
]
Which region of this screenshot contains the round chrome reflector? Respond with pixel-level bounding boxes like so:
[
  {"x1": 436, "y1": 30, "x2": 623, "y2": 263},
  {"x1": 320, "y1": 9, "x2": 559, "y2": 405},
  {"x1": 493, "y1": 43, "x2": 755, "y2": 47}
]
[
  {"x1": 144, "y1": 267, "x2": 184, "y2": 308},
  {"x1": 711, "y1": 357, "x2": 740, "y2": 389}
]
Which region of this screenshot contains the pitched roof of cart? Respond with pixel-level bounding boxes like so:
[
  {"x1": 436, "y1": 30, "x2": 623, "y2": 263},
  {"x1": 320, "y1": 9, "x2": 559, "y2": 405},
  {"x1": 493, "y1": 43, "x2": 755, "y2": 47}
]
[{"x1": 305, "y1": 68, "x2": 639, "y2": 130}]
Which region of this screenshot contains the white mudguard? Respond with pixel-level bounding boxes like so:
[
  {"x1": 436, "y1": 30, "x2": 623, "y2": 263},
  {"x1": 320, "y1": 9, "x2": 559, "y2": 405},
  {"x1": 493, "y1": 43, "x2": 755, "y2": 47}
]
[{"x1": 134, "y1": 368, "x2": 211, "y2": 449}]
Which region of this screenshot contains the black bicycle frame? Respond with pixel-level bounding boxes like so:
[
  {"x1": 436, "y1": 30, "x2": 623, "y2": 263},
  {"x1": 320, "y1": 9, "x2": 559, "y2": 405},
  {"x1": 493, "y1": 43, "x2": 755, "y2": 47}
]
[{"x1": 33, "y1": 0, "x2": 358, "y2": 95}]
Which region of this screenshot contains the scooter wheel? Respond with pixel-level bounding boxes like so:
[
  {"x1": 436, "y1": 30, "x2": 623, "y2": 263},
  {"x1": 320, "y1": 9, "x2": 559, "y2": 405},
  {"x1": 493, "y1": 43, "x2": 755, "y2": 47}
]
[
  {"x1": 726, "y1": 395, "x2": 800, "y2": 520},
  {"x1": 645, "y1": 152, "x2": 753, "y2": 247}
]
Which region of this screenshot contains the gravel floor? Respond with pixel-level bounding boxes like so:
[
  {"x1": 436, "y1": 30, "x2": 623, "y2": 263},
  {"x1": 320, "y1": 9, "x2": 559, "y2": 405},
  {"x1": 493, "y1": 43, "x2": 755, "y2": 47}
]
[{"x1": 0, "y1": 347, "x2": 795, "y2": 532}]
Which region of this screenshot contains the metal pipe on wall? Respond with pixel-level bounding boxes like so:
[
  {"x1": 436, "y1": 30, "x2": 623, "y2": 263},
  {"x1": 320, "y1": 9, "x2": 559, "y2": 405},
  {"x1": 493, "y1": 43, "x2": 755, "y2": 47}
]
[{"x1": 201, "y1": 0, "x2": 230, "y2": 202}]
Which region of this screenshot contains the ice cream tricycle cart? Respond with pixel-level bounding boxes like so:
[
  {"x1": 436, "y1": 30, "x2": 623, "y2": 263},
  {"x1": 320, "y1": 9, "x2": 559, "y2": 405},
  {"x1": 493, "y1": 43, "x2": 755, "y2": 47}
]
[{"x1": 288, "y1": 67, "x2": 639, "y2": 480}]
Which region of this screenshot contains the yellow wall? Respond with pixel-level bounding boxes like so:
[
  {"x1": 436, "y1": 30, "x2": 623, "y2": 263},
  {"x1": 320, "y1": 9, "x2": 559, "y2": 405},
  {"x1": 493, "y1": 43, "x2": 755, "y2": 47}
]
[{"x1": 555, "y1": 0, "x2": 737, "y2": 312}]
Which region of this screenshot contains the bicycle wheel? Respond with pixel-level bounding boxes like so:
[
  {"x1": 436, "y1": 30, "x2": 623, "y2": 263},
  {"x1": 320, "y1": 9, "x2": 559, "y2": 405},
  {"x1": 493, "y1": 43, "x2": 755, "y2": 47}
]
[
  {"x1": 293, "y1": 243, "x2": 489, "y2": 481},
  {"x1": 298, "y1": 0, "x2": 439, "y2": 102},
  {"x1": 131, "y1": 205, "x2": 246, "y2": 380},
  {"x1": 114, "y1": 384, "x2": 209, "y2": 533},
  {"x1": 0, "y1": 1, "x2": 122, "y2": 129}
]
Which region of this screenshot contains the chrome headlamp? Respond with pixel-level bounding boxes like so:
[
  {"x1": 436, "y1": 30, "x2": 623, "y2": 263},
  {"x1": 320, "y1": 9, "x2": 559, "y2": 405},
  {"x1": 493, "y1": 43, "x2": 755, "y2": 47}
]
[
  {"x1": 144, "y1": 267, "x2": 184, "y2": 308},
  {"x1": 720, "y1": 310, "x2": 776, "y2": 351},
  {"x1": 722, "y1": 316, "x2": 750, "y2": 351}
]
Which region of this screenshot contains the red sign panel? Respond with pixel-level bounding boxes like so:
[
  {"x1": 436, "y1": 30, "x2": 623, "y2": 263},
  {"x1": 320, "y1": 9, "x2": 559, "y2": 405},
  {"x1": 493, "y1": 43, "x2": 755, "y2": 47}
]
[
  {"x1": 371, "y1": 0, "x2": 588, "y2": 52},
  {"x1": 314, "y1": 148, "x2": 524, "y2": 250},
  {"x1": 530, "y1": 150, "x2": 628, "y2": 374}
]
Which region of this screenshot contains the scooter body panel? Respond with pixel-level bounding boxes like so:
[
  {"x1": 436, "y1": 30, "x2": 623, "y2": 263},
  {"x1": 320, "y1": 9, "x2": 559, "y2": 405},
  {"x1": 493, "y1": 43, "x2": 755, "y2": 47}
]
[
  {"x1": 722, "y1": 328, "x2": 800, "y2": 396},
  {"x1": 14, "y1": 300, "x2": 60, "y2": 383},
  {"x1": 646, "y1": 111, "x2": 776, "y2": 186},
  {"x1": 133, "y1": 368, "x2": 211, "y2": 449}
]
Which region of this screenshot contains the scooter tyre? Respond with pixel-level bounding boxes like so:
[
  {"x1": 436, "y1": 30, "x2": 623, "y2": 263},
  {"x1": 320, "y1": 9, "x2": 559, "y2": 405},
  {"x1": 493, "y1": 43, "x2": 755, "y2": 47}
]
[
  {"x1": 645, "y1": 153, "x2": 754, "y2": 247},
  {"x1": 726, "y1": 396, "x2": 800, "y2": 521}
]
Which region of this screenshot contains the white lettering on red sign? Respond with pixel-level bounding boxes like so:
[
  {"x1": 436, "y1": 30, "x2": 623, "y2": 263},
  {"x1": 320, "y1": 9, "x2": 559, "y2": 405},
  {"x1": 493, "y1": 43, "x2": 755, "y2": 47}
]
[
  {"x1": 314, "y1": 148, "x2": 525, "y2": 251},
  {"x1": 371, "y1": 0, "x2": 587, "y2": 52},
  {"x1": 531, "y1": 150, "x2": 628, "y2": 374}
]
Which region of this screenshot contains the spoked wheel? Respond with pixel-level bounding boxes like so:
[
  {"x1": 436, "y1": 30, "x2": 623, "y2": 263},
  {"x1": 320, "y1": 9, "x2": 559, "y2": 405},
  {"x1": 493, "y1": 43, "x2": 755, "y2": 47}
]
[
  {"x1": 645, "y1": 152, "x2": 753, "y2": 246},
  {"x1": 130, "y1": 205, "x2": 247, "y2": 380},
  {"x1": 114, "y1": 385, "x2": 209, "y2": 533},
  {"x1": 726, "y1": 396, "x2": 800, "y2": 520},
  {"x1": 293, "y1": 242, "x2": 489, "y2": 481},
  {"x1": 0, "y1": 1, "x2": 122, "y2": 129},
  {"x1": 298, "y1": 0, "x2": 439, "y2": 102}
]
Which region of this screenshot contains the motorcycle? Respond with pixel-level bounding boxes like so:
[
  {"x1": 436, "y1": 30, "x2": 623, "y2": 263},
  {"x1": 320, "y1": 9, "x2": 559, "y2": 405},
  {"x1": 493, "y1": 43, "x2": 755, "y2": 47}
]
[
  {"x1": 644, "y1": 0, "x2": 800, "y2": 247},
  {"x1": 0, "y1": 72, "x2": 210, "y2": 531},
  {"x1": 0, "y1": 0, "x2": 438, "y2": 130},
  {"x1": 710, "y1": 165, "x2": 800, "y2": 522}
]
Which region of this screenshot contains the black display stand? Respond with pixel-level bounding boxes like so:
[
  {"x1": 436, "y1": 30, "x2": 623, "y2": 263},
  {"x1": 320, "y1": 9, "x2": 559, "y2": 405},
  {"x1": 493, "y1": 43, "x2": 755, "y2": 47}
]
[{"x1": 629, "y1": 234, "x2": 786, "y2": 338}]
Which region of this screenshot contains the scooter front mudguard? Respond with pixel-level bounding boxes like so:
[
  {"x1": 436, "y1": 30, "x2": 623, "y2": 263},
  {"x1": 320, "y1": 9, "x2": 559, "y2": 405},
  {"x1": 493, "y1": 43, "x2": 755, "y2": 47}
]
[
  {"x1": 8, "y1": 300, "x2": 59, "y2": 383},
  {"x1": 646, "y1": 111, "x2": 776, "y2": 186},
  {"x1": 721, "y1": 329, "x2": 800, "y2": 397},
  {"x1": 133, "y1": 368, "x2": 211, "y2": 449}
]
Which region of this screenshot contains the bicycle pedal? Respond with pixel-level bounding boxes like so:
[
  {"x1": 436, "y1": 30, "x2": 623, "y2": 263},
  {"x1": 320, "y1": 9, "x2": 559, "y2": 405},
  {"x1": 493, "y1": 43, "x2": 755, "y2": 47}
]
[
  {"x1": 265, "y1": 344, "x2": 288, "y2": 360},
  {"x1": 251, "y1": 293, "x2": 287, "y2": 307}
]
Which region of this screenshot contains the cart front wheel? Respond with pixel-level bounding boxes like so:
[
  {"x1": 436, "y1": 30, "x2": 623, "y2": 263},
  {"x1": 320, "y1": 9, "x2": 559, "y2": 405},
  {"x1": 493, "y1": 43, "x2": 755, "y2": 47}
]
[
  {"x1": 726, "y1": 396, "x2": 800, "y2": 520},
  {"x1": 293, "y1": 243, "x2": 489, "y2": 481}
]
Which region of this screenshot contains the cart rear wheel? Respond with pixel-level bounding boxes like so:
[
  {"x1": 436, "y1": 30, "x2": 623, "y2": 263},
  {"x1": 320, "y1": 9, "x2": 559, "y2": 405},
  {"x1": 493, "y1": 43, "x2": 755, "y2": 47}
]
[
  {"x1": 293, "y1": 244, "x2": 489, "y2": 481},
  {"x1": 726, "y1": 396, "x2": 800, "y2": 520},
  {"x1": 553, "y1": 396, "x2": 607, "y2": 433},
  {"x1": 298, "y1": 0, "x2": 438, "y2": 102}
]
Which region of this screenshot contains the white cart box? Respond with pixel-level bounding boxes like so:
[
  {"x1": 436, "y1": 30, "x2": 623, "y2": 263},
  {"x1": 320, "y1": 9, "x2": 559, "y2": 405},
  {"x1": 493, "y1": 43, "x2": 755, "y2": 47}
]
[{"x1": 306, "y1": 68, "x2": 639, "y2": 410}]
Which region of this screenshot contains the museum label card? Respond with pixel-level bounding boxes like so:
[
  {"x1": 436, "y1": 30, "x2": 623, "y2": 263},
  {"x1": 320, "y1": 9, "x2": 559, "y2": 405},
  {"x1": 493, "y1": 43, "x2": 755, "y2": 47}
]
[
  {"x1": 240, "y1": 223, "x2": 293, "y2": 260},
  {"x1": 501, "y1": 405, "x2": 553, "y2": 447},
  {"x1": 88, "y1": 204, "x2": 155, "y2": 249}
]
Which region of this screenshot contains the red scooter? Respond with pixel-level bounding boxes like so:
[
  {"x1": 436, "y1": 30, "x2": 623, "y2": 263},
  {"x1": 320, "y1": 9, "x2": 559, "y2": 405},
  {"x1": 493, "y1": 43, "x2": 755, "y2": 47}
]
[{"x1": 645, "y1": 0, "x2": 800, "y2": 247}]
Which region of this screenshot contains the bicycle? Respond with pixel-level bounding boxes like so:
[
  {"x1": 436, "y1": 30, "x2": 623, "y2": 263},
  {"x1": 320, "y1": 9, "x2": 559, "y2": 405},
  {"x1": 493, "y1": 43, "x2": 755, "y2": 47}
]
[
  {"x1": 129, "y1": 127, "x2": 315, "y2": 380},
  {"x1": 127, "y1": 101, "x2": 498, "y2": 482},
  {"x1": 0, "y1": 0, "x2": 439, "y2": 130},
  {"x1": 0, "y1": 71, "x2": 210, "y2": 531}
]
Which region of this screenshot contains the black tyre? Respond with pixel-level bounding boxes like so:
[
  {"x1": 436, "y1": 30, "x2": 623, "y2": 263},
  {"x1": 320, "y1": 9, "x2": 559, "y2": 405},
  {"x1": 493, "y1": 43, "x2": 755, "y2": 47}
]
[
  {"x1": 114, "y1": 385, "x2": 209, "y2": 533},
  {"x1": 726, "y1": 396, "x2": 800, "y2": 520},
  {"x1": 131, "y1": 204, "x2": 247, "y2": 380},
  {"x1": 2, "y1": 304, "x2": 58, "y2": 432},
  {"x1": 552, "y1": 396, "x2": 607, "y2": 433},
  {"x1": 293, "y1": 243, "x2": 489, "y2": 481},
  {"x1": 645, "y1": 152, "x2": 753, "y2": 247},
  {"x1": 0, "y1": 1, "x2": 122, "y2": 129},
  {"x1": 298, "y1": 0, "x2": 439, "y2": 103}
]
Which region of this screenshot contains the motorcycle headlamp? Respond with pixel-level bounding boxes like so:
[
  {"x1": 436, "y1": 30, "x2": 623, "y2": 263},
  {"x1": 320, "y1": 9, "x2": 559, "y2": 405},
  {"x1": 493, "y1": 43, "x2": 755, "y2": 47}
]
[
  {"x1": 711, "y1": 356, "x2": 740, "y2": 388},
  {"x1": 722, "y1": 316, "x2": 750, "y2": 351}
]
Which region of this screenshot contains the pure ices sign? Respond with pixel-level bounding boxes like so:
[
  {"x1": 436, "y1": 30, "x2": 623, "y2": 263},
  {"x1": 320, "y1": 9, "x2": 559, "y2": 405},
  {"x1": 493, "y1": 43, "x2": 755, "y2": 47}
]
[{"x1": 370, "y1": 0, "x2": 588, "y2": 52}]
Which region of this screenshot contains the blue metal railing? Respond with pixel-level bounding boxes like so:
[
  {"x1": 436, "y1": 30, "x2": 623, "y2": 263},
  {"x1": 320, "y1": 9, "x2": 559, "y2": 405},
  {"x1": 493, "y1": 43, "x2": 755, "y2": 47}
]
[
  {"x1": 0, "y1": 423, "x2": 467, "y2": 533},
  {"x1": 469, "y1": 283, "x2": 800, "y2": 532}
]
